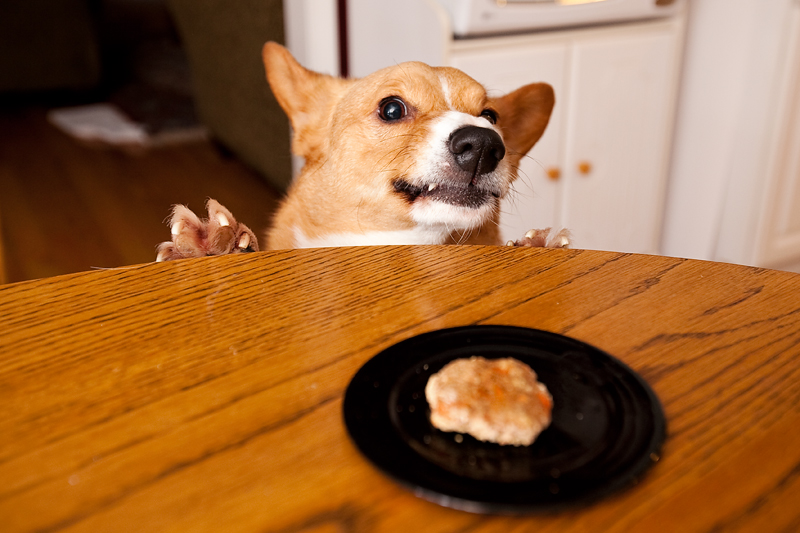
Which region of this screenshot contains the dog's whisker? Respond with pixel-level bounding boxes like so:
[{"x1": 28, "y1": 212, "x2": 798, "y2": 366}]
[
  {"x1": 356, "y1": 197, "x2": 365, "y2": 233},
  {"x1": 379, "y1": 148, "x2": 415, "y2": 171},
  {"x1": 513, "y1": 153, "x2": 548, "y2": 181},
  {"x1": 461, "y1": 228, "x2": 474, "y2": 245}
]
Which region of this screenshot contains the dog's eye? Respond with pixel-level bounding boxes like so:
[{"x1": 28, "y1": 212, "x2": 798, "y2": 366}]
[
  {"x1": 480, "y1": 109, "x2": 498, "y2": 125},
  {"x1": 379, "y1": 97, "x2": 408, "y2": 122}
]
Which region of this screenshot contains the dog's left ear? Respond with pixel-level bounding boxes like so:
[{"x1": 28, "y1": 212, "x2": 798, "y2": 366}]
[{"x1": 490, "y1": 83, "x2": 555, "y2": 167}]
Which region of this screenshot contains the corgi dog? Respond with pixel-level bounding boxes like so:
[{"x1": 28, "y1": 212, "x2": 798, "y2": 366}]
[{"x1": 156, "y1": 42, "x2": 569, "y2": 261}]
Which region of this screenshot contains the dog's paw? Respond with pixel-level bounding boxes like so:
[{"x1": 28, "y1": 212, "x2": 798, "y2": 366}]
[
  {"x1": 156, "y1": 199, "x2": 259, "y2": 261},
  {"x1": 506, "y1": 228, "x2": 571, "y2": 249}
]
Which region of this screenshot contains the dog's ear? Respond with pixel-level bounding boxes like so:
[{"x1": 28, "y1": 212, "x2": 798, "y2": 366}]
[
  {"x1": 490, "y1": 83, "x2": 555, "y2": 168},
  {"x1": 262, "y1": 42, "x2": 350, "y2": 159}
]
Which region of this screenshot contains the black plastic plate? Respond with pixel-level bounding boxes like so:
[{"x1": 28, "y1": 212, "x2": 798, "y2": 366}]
[{"x1": 343, "y1": 325, "x2": 666, "y2": 514}]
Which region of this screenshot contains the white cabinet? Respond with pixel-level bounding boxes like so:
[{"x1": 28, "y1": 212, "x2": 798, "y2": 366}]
[
  {"x1": 450, "y1": 18, "x2": 685, "y2": 253},
  {"x1": 754, "y1": 4, "x2": 800, "y2": 268}
]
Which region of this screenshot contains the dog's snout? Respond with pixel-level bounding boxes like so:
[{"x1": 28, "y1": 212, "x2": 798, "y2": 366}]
[{"x1": 449, "y1": 126, "x2": 505, "y2": 177}]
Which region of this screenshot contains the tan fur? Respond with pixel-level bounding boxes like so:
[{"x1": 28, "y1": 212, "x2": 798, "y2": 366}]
[
  {"x1": 156, "y1": 43, "x2": 559, "y2": 261},
  {"x1": 262, "y1": 43, "x2": 554, "y2": 250}
]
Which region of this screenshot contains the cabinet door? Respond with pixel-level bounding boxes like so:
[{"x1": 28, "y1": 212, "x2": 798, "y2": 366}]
[
  {"x1": 450, "y1": 43, "x2": 568, "y2": 242},
  {"x1": 562, "y1": 27, "x2": 679, "y2": 253}
]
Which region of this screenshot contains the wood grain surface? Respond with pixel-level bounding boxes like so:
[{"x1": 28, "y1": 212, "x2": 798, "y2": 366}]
[{"x1": 1, "y1": 246, "x2": 799, "y2": 532}]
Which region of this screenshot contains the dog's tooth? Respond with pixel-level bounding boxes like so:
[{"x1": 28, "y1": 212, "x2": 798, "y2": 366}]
[
  {"x1": 428, "y1": 183, "x2": 437, "y2": 192},
  {"x1": 216, "y1": 213, "x2": 230, "y2": 227},
  {"x1": 238, "y1": 233, "x2": 250, "y2": 249}
]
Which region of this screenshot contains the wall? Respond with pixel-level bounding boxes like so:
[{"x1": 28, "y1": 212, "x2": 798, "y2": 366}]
[
  {"x1": 661, "y1": 0, "x2": 797, "y2": 266},
  {"x1": 283, "y1": 0, "x2": 340, "y2": 76}
]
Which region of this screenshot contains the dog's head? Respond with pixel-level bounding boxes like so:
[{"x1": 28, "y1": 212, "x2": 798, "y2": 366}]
[{"x1": 263, "y1": 42, "x2": 554, "y2": 239}]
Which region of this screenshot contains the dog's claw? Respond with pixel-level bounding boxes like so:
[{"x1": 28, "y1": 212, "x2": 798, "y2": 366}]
[
  {"x1": 510, "y1": 228, "x2": 571, "y2": 249},
  {"x1": 156, "y1": 199, "x2": 259, "y2": 261}
]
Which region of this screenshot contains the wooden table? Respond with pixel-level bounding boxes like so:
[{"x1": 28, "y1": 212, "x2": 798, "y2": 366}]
[{"x1": 1, "y1": 246, "x2": 799, "y2": 532}]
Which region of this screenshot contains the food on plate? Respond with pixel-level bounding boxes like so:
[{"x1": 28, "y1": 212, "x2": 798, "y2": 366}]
[{"x1": 425, "y1": 356, "x2": 552, "y2": 446}]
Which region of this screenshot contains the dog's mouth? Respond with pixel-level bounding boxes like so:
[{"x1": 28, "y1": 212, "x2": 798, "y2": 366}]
[{"x1": 393, "y1": 180, "x2": 500, "y2": 209}]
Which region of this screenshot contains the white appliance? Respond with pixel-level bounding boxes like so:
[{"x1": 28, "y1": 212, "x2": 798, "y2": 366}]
[{"x1": 436, "y1": 0, "x2": 683, "y2": 37}]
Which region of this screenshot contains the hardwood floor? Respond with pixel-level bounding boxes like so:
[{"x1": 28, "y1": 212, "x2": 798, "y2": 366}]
[{"x1": 0, "y1": 106, "x2": 283, "y2": 284}]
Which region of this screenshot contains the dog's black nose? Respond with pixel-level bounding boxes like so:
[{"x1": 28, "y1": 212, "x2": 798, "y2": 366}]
[{"x1": 449, "y1": 126, "x2": 505, "y2": 177}]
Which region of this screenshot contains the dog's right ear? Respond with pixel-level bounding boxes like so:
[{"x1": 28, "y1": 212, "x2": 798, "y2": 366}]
[{"x1": 263, "y1": 42, "x2": 350, "y2": 160}]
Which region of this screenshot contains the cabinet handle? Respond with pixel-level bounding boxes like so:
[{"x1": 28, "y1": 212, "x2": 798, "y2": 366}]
[
  {"x1": 578, "y1": 161, "x2": 593, "y2": 175},
  {"x1": 546, "y1": 167, "x2": 561, "y2": 181}
]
